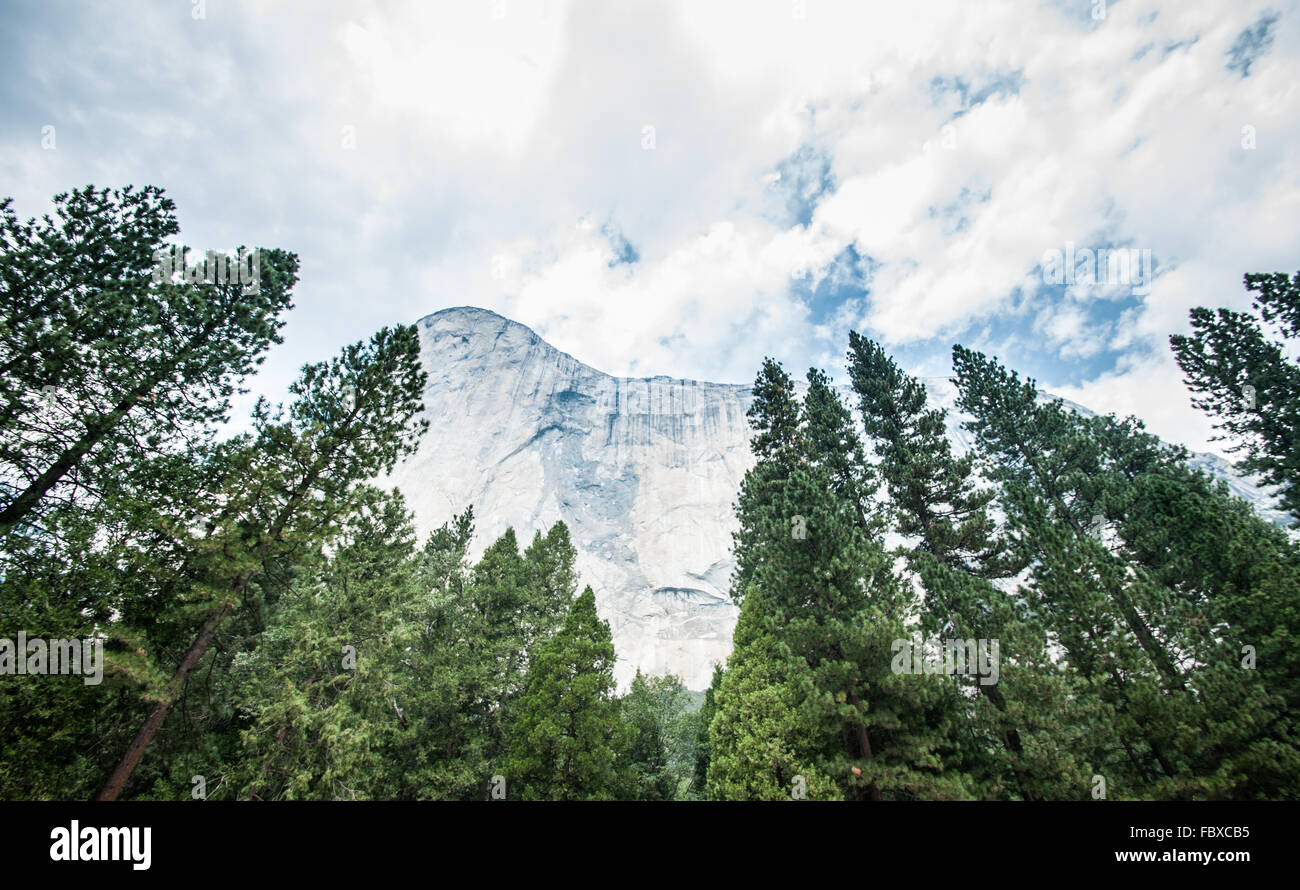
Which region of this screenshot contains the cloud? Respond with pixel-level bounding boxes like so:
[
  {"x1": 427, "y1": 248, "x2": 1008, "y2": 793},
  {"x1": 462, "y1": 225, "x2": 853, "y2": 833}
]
[{"x1": 1, "y1": 0, "x2": 1297, "y2": 456}]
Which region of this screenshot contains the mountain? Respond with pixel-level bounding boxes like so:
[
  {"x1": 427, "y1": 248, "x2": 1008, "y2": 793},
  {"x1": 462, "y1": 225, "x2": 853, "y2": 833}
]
[
  {"x1": 383, "y1": 307, "x2": 751, "y2": 691},
  {"x1": 383, "y1": 306, "x2": 1288, "y2": 690}
]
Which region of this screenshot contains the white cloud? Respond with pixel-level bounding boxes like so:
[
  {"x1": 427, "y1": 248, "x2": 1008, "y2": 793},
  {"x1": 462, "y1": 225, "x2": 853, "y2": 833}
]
[
  {"x1": 2, "y1": 0, "x2": 1297, "y2": 457},
  {"x1": 1049, "y1": 350, "x2": 1222, "y2": 455}
]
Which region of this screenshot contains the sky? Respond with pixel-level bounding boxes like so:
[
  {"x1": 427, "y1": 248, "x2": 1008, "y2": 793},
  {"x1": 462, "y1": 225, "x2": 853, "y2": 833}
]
[{"x1": 2, "y1": 0, "x2": 1297, "y2": 457}]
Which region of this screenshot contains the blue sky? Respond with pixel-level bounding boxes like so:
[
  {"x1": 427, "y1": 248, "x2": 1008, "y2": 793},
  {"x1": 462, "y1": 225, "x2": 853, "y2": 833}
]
[{"x1": 2, "y1": 0, "x2": 1297, "y2": 456}]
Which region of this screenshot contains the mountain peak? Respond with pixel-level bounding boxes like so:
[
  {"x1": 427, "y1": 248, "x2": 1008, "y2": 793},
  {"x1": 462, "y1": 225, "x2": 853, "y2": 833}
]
[
  {"x1": 415, "y1": 305, "x2": 582, "y2": 375},
  {"x1": 419, "y1": 305, "x2": 540, "y2": 340},
  {"x1": 421, "y1": 304, "x2": 511, "y2": 323}
]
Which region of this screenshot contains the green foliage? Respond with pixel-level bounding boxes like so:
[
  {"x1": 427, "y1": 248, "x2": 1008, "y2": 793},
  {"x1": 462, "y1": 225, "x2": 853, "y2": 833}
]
[
  {"x1": 691, "y1": 664, "x2": 723, "y2": 795},
  {"x1": 708, "y1": 328, "x2": 1299, "y2": 801},
  {"x1": 711, "y1": 362, "x2": 975, "y2": 801},
  {"x1": 230, "y1": 488, "x2": 419, "y2": 800},
  {"x1": 0, "y1": 185, "x2": 298, "y2": 536},
  {"x1": 952, "y1": 343, "x2": 1300, "y2": 799},
  {"x1": 707, "y1": 594, "x2": 834, "y2": 800},
  {"x1": 505, "y1": 587, "x2": 625, "y2": 800},
  {"x1": 615, "y1": 671, "x2": 699, "y2": 800},
  {"x1": 1170, "y1": 271, "x2": 1300, "y2": 522},
  {"x1": 850, "y1": 331, "x2": 1083, "y2": 800},
  {"x1": 4, "y1": 209, "x2": 1297, "y2": 803},
  {"x1": 0, "y1": 185, "x2": 300, "y2": 799}
]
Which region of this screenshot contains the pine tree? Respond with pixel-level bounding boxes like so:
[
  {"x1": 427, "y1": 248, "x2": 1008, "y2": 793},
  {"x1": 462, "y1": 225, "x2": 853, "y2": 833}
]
[
  {"x1": 730, "y1": 358, "x2": 803, "y2": 600},
  {"x1": 691, "y1": 663, "x2": 723, "y2": 796},
  {"x1": 470, "y1": 527, "x2": 530, "y2": 780},
  {"x1": 230, "y1": 488, "x2": 420, "y2": 800},
  {"x1": 1170, "y1": 270, "x2": 1300, "y2": 523},
  {"x1": 847, "y1": 331, "x2": 1013, "y2": 574},
  {"x1": 848, "y1": 331, "x2": 1083, "y2": 800},
  {"x1": 802, "y1": 367, "x2": 877, "y2": 531},
  {"x1": 96, "y1": 324, "x2": 428, "y2": 799},
  {"x1": 712, "y1": 360, "x2": 974, "y2": 800},
  {"x1": 0, "y1": 186, "x2": 302, "y2": 800},
  {"x1": 521, "y1": 522, "x2": 579, "y2": 654},
  {"x1": 706, "y1": 593, "x2": 831, "y2": 800},
  {"x1": 952, "y1": 343, "x2": 1300, "y2": 798},
  {"x1": 363, "y1": 516, "x2": 580, "y2": 800},
  {"x1": 388, "y1": 507, "x2": 492, "y2": 800},
  {"x1": 505, "y1": 586, "x2": 625, "y2": 800},
  {"x1": 0, "y1": 185, "x2": 298, "y2": 534}
]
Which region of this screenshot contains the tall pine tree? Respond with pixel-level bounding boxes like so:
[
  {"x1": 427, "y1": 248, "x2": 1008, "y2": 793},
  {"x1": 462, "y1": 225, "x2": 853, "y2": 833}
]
[{"x1": 505, "y1": 586, "x2": 625, "y2": 800}]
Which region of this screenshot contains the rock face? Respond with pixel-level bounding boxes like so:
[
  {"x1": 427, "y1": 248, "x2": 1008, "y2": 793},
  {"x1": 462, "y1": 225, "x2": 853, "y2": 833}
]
[
  {"x1": 386, "y1": 306, "x2": 1288, "y2": 691},
  {"x1": 384, "y1": 307, "x2": 754, "y2": 691}
]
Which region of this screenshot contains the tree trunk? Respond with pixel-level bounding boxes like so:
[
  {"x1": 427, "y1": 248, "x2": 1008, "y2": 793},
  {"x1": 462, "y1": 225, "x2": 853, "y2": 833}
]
[
  {"x1": 0, "y1": 316, "x2": 223, "y2": 533},
  {"x1": 978, "y1": 682, "x2": 1043, "y2": 801},
  {"x1": 96, "y1": 395, "x2": 345, "y2": 800},
  {"x1": 96, "y1": 588, "x2": 240, "y2": 801},
  {"x1": 846, "y1": 691, "x2": 882, "y2": 801},
  {"x1": 0, "y1": 368, "x2": 170, "y2": 532}
]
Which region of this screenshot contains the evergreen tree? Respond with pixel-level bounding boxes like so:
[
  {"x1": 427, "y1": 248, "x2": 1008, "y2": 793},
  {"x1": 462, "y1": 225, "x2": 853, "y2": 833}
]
[
  {"x1": 1170, "y1": 270, "x2": 1300, "y2": 522},
  {"x1": 712, "y1": 360, "x2": 974, "y2": 800},
  {"x1": 729, "y1": 358, "x2": 802, "y2": 601},
  {"x1": 848, "y1": 331, "x2": 1084, "y2": 800},
  {"x1": 802, "y1": 367, "x2": 877, "y2": 531},
  {"x1": 615, "y1": 671, "x2": 698, "y2": 800},
  {"x1": 847, "y1": 332, "x2": 1013, "y2": 575},
  {"x1": 472, "y1": 526, "x2": 528, "y2": 771},
  {"x1": 953, "y1": 344, "x2": 1300, "y2": 798},
  {"x1": 706, "y1": 593, "x2": 832, "y2": 800},
  {"x1": 691, "y1": 663, "x2": 723, "y2": 797},
  {"x1": 230, "y1": 488, "x2": 420, "y2": 800},
  {"x1": 0, "y1": 185, "x2": 300, "y2": 800},
  {"x1": 96, "y1": 324, "x2": 428, "y2": 799},
  {"x1": 521, "y1": 522, "x2": 579, "y2": 655},
  {"x1": 505, "y1": 586, "x2": 625, "y2": 800},
  {"x1": 369, "y1": 516, "x2": 579, "y2": 800},
  {"x1": 387, "y1": 507, "x2": 493, "y2": 800},
  {"x1": 0, "y1": 185, "x2": 298, "y2": 534}
]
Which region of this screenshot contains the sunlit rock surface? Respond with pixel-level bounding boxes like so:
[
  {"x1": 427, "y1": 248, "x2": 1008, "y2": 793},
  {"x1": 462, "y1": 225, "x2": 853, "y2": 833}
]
[{"x1": 385, "y1": 307, "x2": 752, "y2": 691}]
